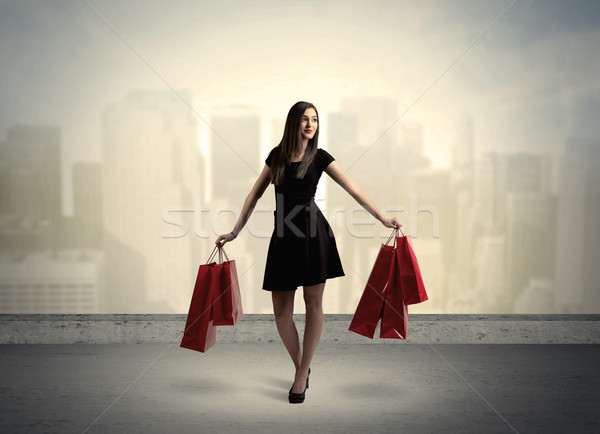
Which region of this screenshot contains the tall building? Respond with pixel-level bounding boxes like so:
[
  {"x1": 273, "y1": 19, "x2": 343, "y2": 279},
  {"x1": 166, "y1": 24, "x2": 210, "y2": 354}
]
[
  {"x1": 101, "y1": 90, "x2": 201, "y2": 313},
  {"x1": 500, "y1": 153, "x2": 554, "y2": 310},
  {"x1": 0, "y1": 125, "x2": 62, "y2": 224},
  {"x1": 506, "y1": 192, "x2": 555, "y2": 308},
  {"x1": 473, "y1": 151, "x2": 554, "y2": 312},
  {"x1": 555, "y1": 138, "x2": 600, "y2": 313},
  {"x1": 325, "y1": 98, "x2": 404, "y2": 312},
  {"x1": 206, "y1": 105, "x2": 267, "y2": 312},
  {"x1": 209, "y1": 105, "x2": 262, "y2": 203}
]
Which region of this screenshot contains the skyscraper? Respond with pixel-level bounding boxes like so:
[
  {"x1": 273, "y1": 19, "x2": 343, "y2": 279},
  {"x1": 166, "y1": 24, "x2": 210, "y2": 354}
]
[
  {"x1": 506, "y1": 191, "x2": 555, "y2": 309},
  {"x1": 101, "y1": 90, "x2": 201, "y2": 313},
  {"x1": 0, "y1": 125, "x2": 62, "y2": 224},
  {"x1": 209, "y1": 105, "x2": 262, "y2": 203},
  {"x1": 555, "y1": 138, "x2": 600, "y2": 313},
  {"x1": 207, "y1": 105, "x2": 265, "y2": 312},
  {"x1": 473, "y1": 151, "x2": 554, "y2": 312}
]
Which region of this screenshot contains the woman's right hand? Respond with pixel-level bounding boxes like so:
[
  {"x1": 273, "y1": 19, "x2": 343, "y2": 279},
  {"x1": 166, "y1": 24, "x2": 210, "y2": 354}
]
[
  {"x1": 381, "y1": 217, "x2": 403, "y2": 230},
  {"x1": 215, "y1": 232, "x2": 236, "y2": 246}
]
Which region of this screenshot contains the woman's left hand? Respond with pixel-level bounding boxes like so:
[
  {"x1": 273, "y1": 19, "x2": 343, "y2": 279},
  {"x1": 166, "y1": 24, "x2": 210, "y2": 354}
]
[{"x1": 381, "y1": 217, "x2": 403, "y2": 230}]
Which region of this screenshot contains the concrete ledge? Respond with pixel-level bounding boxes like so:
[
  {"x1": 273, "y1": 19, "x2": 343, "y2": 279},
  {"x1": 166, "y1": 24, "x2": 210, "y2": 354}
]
[{"x1": 1, "y1": 314, "x2": 599, "y2": 344}]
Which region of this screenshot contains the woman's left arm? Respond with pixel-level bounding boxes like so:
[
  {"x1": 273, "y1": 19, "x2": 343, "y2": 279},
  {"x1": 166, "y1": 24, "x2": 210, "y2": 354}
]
[{"x1": 325, "y1": 161, "x2": 402, "y2": 229}]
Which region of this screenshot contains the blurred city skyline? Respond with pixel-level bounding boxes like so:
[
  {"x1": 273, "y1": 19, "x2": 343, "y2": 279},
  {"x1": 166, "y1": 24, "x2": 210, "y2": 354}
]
[{"x1": 2, "y1": 91, "x2": 599, "y2": 315}]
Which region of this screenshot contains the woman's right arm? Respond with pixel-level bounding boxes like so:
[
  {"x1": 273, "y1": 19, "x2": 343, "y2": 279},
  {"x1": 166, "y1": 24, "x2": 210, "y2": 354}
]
[
  {"x1": 325, "y1": 161, "x2": 402, "y2": 229},
  {"x1": 215, "y1": 164, "x2": 272, "y2": 246}
]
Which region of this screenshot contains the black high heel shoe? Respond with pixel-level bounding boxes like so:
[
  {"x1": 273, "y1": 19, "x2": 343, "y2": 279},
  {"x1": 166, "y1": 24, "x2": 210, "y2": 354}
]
[
  {"x1": 288, "y1": 385, "x2": 306, "y2": 404},
  {"x1": 289, "y1": 368, "x2": 311, "y2": 404}
]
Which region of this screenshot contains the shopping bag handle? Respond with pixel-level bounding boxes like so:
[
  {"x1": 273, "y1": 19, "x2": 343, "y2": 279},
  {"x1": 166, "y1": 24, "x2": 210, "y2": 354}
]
[
  {"x1": 384, "y1": 226, "x2": 406, "y2": 247},
  {"x1": 206, "y1": 245, "x2": 231, "y2": 264},
  {"x1": 207, "y1": 245, "x2": 219, "y2": 264},
  {"x1": 385, "y1": 230, "x2": 394, "y2": 245},
  {"x1": 218, "y1": 245, "x2": 230, "y2": 263},
  {"x1": 384, "y1": 228, "x2": 397, "y2": 247}
]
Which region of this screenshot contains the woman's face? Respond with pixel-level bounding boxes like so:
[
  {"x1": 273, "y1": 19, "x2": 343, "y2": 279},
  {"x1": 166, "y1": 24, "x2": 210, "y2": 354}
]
[{"x1": 300, "y1": 107, "x2": 318, "y2": 142}]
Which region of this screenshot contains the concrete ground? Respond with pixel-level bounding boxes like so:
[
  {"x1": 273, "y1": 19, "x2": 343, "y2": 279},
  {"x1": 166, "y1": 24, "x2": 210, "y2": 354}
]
[{"x1": 0, "y1": 342, "x2": 599, "y2": 434}]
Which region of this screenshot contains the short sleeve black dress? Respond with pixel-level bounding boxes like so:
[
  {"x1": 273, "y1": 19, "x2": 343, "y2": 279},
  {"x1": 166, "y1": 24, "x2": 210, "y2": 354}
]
[{"x1": 262, "y1": 147, "x2": 345, "y2": 291}]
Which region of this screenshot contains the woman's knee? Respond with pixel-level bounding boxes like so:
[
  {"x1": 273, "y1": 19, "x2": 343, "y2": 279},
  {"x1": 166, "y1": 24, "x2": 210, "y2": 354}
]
[
  {"x1": 304, "y1": 300, "x2": 323, "y2": 314},
  {"x1": 274, "y1": 308, "x2": 294, "y2": 324},
  {"x1": 272, "y1": 291, "x2": 295, "y2": 322},
  {"x1": 303, "y1": 284, "x2": 325, "y2": 312}
]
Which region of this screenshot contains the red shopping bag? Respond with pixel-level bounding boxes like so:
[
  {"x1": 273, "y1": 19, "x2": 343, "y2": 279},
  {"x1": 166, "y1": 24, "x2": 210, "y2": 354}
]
[
  {"x1": 349, "y1": 231, "x2": 398, "y2": 338},
  {"x1": 396, "y1": 228, "x2": 428, "y2": 305},
  {"x1": 211, "y1": 246, "x2": 243, "y2": 326},
  {"x1": 380, "y1": 253, "x2": 408, "y2": 339},
  {"x1": 180, "y1": 249, "x2": 218, "y2": 352}
]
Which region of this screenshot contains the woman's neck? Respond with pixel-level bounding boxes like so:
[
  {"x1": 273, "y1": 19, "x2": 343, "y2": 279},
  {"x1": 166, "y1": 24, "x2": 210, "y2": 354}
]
[{"x1": 291, "y1": 143, "x2": 308, "y2": 162}]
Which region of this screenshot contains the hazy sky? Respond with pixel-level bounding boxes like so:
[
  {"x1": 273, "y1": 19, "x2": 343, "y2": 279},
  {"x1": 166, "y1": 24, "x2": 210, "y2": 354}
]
[{"x1": 1, "y1": 0, "x2": 599, "y2": 214}]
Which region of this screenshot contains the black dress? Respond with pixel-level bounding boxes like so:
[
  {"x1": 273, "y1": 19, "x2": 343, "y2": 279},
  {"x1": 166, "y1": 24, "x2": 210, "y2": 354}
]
[{"x1": 262, "y1": 147, "x2": 345, "y2": 291}]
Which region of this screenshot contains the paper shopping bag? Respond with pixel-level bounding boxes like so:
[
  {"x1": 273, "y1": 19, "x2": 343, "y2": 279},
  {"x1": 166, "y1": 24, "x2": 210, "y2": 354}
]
[
  {"x1": 211, "y1": 247, "x2": 243, "y2": 326},
  {"x1": 396, "y1": 229, "x2": 428, "y2": 305},
  {"x1": 380, "y1": 253, "x2": 408, "y2": 339},
  {"x1": 349, "y1": 232, "x2": 397, "y2": 338},
  {"x1": 180, "y1": 259, "x2": 218, "y2": 353}
]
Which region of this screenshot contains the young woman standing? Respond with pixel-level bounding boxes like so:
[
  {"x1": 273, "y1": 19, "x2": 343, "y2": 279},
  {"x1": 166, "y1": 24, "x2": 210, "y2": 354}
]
[{"x1": 216, "y1": 101, "x2": 402, "y2": 403}]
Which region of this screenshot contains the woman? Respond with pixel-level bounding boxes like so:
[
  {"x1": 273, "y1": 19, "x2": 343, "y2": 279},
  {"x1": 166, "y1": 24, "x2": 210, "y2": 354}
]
[{"x1": 216, "y1": 101, "x2": 402, "y2": 404}]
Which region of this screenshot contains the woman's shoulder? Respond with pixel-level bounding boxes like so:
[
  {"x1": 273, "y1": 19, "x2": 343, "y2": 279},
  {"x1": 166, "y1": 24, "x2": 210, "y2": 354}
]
[
  {"x1": 265, "y1": 146, "x2": 282, "y2": 166},
  {"x1": 316, "y1": 147, "x2": 335, "y2": 161},
  {"x1": 315, "y1": 148, "x2": 335, "y2": 170}
]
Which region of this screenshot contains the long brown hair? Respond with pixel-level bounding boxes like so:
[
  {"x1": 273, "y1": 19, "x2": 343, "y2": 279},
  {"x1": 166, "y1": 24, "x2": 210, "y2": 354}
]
[{"x1": 269, "y1": 101, "x2": 320, "y2": 185}]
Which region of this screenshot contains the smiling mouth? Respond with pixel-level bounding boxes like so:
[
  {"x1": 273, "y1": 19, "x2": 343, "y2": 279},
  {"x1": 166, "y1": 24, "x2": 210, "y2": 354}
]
[{"x1": 305, "y1": 130, "x2": 313, "y2": 133}]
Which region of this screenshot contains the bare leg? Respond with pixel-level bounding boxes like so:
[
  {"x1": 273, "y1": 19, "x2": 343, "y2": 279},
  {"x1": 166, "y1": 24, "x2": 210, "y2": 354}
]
[
  {"x1": 291, "y1": 282, "x2": 325, "y2": 394},
  {"x1": 272, "y1": 290, "x2": 302, "y2": 370}
]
